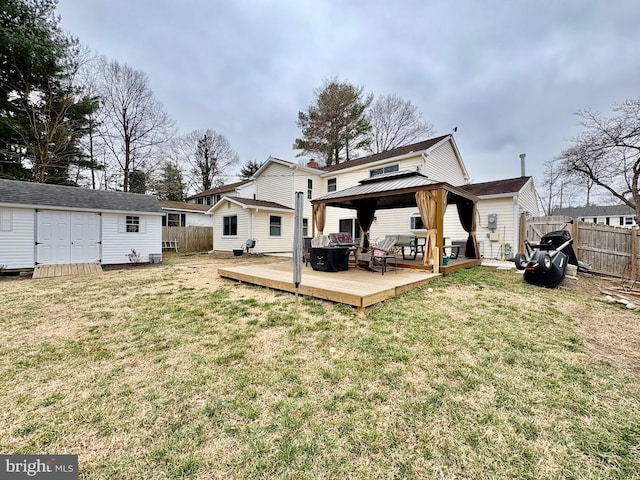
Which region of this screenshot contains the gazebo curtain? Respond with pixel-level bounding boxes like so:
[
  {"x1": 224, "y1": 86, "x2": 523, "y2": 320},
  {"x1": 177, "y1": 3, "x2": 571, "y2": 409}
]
[
  {"x1": 415, "y1": 190, "x2": 438, "y2": 265},
  {"x1": 314, "y1": 203, "x2": 326, "y2": 235},
  {"x1": 456, "y1": 200, "x2": 479, "y2": 259},
  {"x1": 355, "y1": 200, "x2": 376, "y2": 250}
]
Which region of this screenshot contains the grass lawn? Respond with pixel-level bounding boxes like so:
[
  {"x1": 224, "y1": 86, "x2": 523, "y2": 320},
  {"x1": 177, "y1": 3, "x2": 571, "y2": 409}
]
[{"x1": 1, "y1": 255, "x2": 639, "y2": 479}]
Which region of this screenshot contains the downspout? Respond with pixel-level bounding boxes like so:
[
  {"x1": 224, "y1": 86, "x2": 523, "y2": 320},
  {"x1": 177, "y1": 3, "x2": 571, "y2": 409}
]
[{"x1": 513, "y1": 194, "x2": 519, "y2": 255}]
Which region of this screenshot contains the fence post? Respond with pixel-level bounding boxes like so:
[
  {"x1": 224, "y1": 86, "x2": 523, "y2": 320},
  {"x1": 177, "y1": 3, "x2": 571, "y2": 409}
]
[
  {"x1": 632, "y1": 227, "x2": 638, "y2": 280},
  {"x1": 518, "y1": 212, "x2": 526, "y2": 253},
  {"x1": 571, "y1": 218, "x2": 580, "y2": 260}
]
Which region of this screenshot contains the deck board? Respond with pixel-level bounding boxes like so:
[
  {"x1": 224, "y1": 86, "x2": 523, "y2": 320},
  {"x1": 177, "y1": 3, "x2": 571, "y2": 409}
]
[
  {"x1": 218, "y1": 260, "x2": 441, "y2": 309},
  {"x1": 33, "y1": 263, "x2": 103, "y2": 279}
]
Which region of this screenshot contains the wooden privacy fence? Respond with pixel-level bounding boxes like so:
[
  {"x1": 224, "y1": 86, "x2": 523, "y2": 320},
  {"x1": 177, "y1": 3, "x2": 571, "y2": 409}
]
[
  {"x1": 162, "y1": 226, "x2": 212, "y2": 252},
  {"x1": 520, "y1": 215, "x2": 639, "y2": 279}
]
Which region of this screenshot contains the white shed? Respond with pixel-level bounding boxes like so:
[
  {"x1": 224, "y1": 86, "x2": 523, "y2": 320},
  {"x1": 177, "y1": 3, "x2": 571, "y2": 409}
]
[{"x1": 0, "y1": 179, "x2": 164, "y2": 270}]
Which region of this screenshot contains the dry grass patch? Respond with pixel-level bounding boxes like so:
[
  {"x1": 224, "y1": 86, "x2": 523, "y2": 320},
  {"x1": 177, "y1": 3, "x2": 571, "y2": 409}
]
[{"x1": 0, "y1": 256, "x2": 639, "y2": 479}]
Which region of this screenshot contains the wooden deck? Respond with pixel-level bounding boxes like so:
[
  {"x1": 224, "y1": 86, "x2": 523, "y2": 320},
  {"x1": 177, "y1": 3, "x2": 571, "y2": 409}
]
[
  {"x1": 32, "y1": 263, "x2": 103, "y2": 279},
  {"x1": 218, "y1": 260, "x2": 442, "y2": 309}
]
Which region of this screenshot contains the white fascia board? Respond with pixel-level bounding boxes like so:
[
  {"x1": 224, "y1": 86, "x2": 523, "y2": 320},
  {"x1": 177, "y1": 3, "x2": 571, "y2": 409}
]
[
  {"x1": 162, "y1": 207, "x2": 209, "y2": 214},
  {"x1": 426, "y1": 135, "x2": 470, "y2": 182},
  {"x1": 253, "y1": 157, "x2": 322, "y2": 179}
]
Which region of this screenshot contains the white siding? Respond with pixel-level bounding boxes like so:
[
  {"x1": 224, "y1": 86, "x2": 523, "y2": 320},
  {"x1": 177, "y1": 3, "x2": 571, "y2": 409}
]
[
  {"x1": 443, "y1": 198, "x2": 517, "y2": 259},
  {"x1": 255, "y1": 162, "x2": 297, "y2": 209},
  {"x1": 423, "y1": 140, "x2": 467, "y2": 185},
  {"x1": 101, "y1": 213, "x2": 162, "y2": 264},
  {"x1": 236, "y1": 182, "x2": 256, "y2": 199},
  {"x1": 518, "y1": 179, "x2": 540, "y2": 216},
  {"x1": 212, "y1": 200, "x2": 294, "y2": 253},
  {"x1": 0, "y1": 207, "x2": 35, "y2": 269},
  {"x1": 212, "y1": 202, "x2": 251, "y2": 252},
  {"x1": 185, "y1": 212, "x2": 212, "y2": 227}
]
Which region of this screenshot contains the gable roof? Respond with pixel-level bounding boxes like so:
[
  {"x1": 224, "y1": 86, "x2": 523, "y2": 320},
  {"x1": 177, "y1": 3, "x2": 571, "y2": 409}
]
[
  {"x1": 0, "y1": 179, "x2": 162, "y2": 213},
  {"x1": 322, "y1": 134, "x2": 451, "y2": 173},
  {"x1": 461, "y1": 176, "x2": 531, "y2": 197},
  {"x1": 552, "y1": 205, "x2": 634, "y2": 217},
  {"x1": 186, "y1": 179, "x2": 253, "y2": 200},
  {"x1": 208, "y1": 196, "x2": 293, "y2": 214},
  {"x1": 252, "y1": 156, "x2": 323, "y2": 179},
  {"x1": 159, "y1": 200, "x2": 211, "y2": 213}
]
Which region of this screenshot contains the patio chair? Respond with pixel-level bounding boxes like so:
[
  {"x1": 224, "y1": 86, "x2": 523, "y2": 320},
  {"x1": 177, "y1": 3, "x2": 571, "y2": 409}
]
[{"x1": 369, "y1": 237, "x2": 397, "y2": 275}]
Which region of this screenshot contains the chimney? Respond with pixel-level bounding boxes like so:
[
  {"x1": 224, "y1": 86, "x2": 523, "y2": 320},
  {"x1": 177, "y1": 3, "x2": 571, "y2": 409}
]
[
  {"x1": 519, "y1": 153, "x2": 526, "y2": 177},
  {"x1": 307, "y1": 159, "x2": 319, "y2": 169}
]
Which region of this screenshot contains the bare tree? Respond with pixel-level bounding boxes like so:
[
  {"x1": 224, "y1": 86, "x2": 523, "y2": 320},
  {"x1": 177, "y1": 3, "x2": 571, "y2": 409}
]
[
  {"x1": 178, "y1": 129, "x2": 239, "y2": 192},
  {"x1": 366, "y1": 94, "x2": 434, "y2": 153},
  {"x1": 556, "y1": 98, "x2": 640, "y2": 221},
  {"x1": 98, "y1": 59, "x2": 173, "y2": 191}
]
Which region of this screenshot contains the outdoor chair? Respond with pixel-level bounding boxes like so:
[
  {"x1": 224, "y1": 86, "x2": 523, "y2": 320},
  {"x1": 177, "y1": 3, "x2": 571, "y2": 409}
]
[{"x1": 368, "y1": 237, "x2": 397, "y2": 275}]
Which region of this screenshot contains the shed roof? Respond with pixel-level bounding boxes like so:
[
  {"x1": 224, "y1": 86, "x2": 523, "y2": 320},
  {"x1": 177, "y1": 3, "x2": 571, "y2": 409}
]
[
  {"x1": 311, "y1": 170, "x2": 478, "y2": 210},
  {"x1": 0, "y1": 179, "x2": 163, "y2": 213}
]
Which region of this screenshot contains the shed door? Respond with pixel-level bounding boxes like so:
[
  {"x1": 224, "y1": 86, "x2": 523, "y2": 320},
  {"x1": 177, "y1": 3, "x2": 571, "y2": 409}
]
[
  {"x1": 37, "y1": 211, "x2": 101, "y2": 264},
  {"x1": 70, "y1": 213, "x2": 101, "y2": 262}
]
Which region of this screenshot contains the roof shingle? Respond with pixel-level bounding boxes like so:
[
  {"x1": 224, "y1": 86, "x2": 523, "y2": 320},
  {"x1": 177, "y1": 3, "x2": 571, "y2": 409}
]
[{"x1": 0, "y1": 179, "x2": 162, "y2": 213}]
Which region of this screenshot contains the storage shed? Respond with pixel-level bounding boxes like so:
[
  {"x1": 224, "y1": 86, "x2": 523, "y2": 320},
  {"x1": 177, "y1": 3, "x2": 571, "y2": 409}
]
[{"x1": 0, "y1": 179, "x2": 164, "y2": 270}]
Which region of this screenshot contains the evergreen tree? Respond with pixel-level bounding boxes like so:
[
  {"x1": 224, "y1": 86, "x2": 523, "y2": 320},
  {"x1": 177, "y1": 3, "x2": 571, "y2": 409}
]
[
  {"x1": 156, "y1": 162, "x2": 185, "y2": 201},
  {"x1": 0, "y1": 0, "x2": 98, "y2": 183},
  {"x1": 294, "y1": 78, "x2": 372, "y2": 166},
  {"x1": 239, "y1": 159, "x2": 261, "y2": 179}
]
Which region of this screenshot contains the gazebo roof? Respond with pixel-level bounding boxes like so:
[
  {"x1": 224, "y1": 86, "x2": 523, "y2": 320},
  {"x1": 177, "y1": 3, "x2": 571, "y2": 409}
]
[{"x1": 311, "y1": 170, "x2": 479, "y2": 209}]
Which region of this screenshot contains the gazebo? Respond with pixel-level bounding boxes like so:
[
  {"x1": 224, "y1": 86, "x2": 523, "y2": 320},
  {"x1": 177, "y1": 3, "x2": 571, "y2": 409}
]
[{"x1": 310, "y1": 170, "x2": 480, "y2": 271}]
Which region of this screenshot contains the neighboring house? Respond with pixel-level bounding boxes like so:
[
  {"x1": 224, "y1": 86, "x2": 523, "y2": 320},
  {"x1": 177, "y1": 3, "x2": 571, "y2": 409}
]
[
  {"x1": 443, "y1": 176, "x2": 540, "y2": 259},
  {"x1": 159, "y1": 200, "x2": 212, "y2": 227},
  {"x1": 186, "y1": 179, "x2": 255, "y2": 206},
  {"x1": 552, "y1": 205, "x2": 636, "y2": 228},
  {"x1": 207, "y1": 134, "x2": 538, "y2": 255},
  {"x1": 0, "y1": 179, "x2": 163, "y2": 270}
]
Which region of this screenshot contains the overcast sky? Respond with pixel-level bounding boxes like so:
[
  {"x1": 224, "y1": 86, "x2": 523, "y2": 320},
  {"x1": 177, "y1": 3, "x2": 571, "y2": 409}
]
[{"x1": 57, "y1": 0, "x2": 640, "y2": 188}]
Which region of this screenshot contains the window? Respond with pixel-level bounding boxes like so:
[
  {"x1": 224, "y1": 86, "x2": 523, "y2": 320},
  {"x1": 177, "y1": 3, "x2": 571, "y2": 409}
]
[
  {"x1": 370, "y1": 164, "x2": 399, "y2": 177},
  {"x1": 269, "y1": 215, "x2": 282, "y2": 236},
  {"x1": 126, "y1": 216, "x2": 140, "y2": 233},
  {"x1": 223, "y1": 215, "x2": 237, "y2": 236},
  {"x1": 410, "y1": 213, "x2": 425, "y2": 230},
  {"x1": 206, "y1": 196, "x2": 212, "y2": 205},
  {"x1": 625, "y1": 216, "x2": 634, "y2": 226},
  {"x1": 0, "y1": 208, "x2": 12, "y2": 232},
  {"x1": 303, "y1": 218, "x2": 309, "y2": 237},
  {"x1": 166, "y1": 213, "x2": 185, "y2": 227},
  {"x1": 327, "y1": 178, "x2": 337, "y2": 192},
  {"x1": 307, "y1": 179, "x2": 313, "y2": 200}
]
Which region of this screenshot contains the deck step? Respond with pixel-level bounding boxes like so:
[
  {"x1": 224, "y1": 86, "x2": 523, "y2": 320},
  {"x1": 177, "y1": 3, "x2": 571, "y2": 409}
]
[{"x1": 33, "y1": 263, "x2": 103, "y2": 279}]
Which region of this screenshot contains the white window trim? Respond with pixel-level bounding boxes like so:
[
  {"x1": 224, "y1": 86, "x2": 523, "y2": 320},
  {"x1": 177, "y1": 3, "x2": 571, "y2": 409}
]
[
  {"x1": 118, "y1": 215, "x2": 146, "y2": 234},
  {"x1": 410, "y1": 212, "x2": 426, "y2": 231},
  {"x1": 223, "y1": 215, "x2": 238, "y2": 237},
  {"x1": 269, "y1": 215, "x2": 282, "y2": 237}
]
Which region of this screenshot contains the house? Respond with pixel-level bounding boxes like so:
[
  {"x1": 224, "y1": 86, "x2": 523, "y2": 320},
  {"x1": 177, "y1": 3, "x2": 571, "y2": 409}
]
[
  {"x1": 444, "y1": 176, "x2": 540, "y2": 259},
  {"x1": 0, "y1": 179, "x2": 163, "y2": 270},
  {"x1": 552, "y1": 205, "x2": 636, "y2": 228},
  {"x1": 159, "y1": 200, "x2": 212, "y2": 227},
  {"x1": 208, "y1": 134, "x2": 538, "y2": 256},
  {"x1": 186, "y1": 179, "x2": 255, "y2": 206}
]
